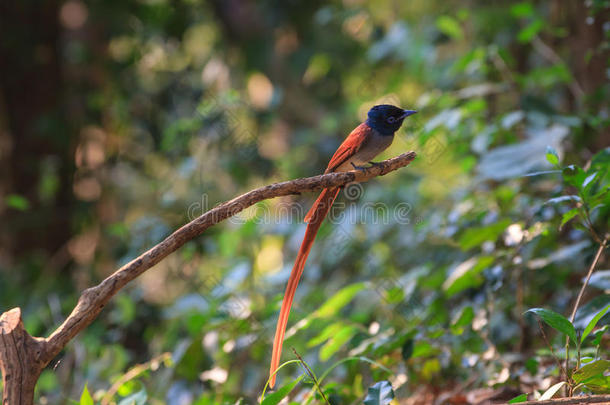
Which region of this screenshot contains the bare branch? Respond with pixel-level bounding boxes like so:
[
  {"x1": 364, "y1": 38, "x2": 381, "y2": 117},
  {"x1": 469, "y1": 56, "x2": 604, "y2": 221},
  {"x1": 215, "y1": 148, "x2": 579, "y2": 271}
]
[
  {"x1": 101, "y1": 352, "x2": 171, "y2": 405},
  {"x1": 569, "y1": 237, "x2": 608, "y2": 323},
  {"x1": 1, "y1": 151, "x2": 416, "y2": 404},
  {"x1": 565, "y1": 237, "x2": 608, "y2": 378}
]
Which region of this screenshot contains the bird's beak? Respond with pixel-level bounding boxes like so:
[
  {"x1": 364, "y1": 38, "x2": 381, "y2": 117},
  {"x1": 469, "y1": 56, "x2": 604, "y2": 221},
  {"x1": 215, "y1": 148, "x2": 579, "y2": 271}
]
[{"x1": 401, "y1": 110, "x2": 418, "y2": 118}]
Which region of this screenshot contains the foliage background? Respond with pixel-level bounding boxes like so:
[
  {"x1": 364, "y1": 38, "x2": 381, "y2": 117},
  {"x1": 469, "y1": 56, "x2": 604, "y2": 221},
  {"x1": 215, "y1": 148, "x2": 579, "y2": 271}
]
[{"x1": 0, "y1": 0, "x2": 609, "y2": 403}]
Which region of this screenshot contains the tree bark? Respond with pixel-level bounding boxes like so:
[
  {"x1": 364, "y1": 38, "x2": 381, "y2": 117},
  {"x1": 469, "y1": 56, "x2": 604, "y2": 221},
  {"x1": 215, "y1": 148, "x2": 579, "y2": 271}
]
[{"x1": 0, "y1": 309, "x2": 46, "y2": 405}]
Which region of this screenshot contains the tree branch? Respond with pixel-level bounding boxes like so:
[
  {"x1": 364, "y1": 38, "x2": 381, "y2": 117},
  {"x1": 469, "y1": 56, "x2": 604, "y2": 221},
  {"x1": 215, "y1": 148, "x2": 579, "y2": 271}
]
[{"x1": 0, "y1": 151, "x2": 416, "y2": 404}]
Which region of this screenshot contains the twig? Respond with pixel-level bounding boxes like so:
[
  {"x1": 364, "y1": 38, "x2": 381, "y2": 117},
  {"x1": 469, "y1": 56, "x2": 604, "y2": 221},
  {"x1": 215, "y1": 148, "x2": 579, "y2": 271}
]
[
  {"x1": 564, "y1": 237, "x2": 607, "y2": 393},
  {"x1": 537, "y1": 319, "x2": 567, "y2": 381},
  {"x1": 532, "y1": 36, "x2": 585, "y2": 101},
  {"x1": 0, "y1": 151, "x2": 417, "y2": 404},
  {"x1": 291, "y1": 348, "x2": 330, "y2": 405},
  {"x1": 100, "y1": 352, "x2": 171, "y2": 405}
]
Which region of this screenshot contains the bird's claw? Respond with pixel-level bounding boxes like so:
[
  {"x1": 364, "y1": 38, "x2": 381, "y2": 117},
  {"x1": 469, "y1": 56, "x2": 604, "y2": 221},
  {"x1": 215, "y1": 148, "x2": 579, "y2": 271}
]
[{"x1": 350, "y1": 162, "x2": 368, "y2": 173}]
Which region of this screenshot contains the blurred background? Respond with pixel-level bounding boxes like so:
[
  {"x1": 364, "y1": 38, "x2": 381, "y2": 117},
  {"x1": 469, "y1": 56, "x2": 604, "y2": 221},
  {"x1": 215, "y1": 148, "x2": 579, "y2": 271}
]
[{"x1": 0, "y1": 0, "x2": 609, "y2": 403}]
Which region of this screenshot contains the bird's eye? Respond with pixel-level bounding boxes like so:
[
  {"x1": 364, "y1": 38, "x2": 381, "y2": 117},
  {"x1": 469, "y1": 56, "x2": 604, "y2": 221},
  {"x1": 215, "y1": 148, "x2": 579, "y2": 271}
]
[{"x1": 386, "y1": 116, "x2": 396, "y2": 124}]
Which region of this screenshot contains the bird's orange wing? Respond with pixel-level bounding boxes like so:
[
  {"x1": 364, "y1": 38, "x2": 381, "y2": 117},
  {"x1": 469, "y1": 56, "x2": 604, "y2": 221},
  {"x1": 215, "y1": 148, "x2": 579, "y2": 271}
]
[
  {"x1": 324, "y1": 123, "x2": 373, "y2": 173},
  {"x1": 301, "y1": 123, "x2": 372, "y2": 223}
]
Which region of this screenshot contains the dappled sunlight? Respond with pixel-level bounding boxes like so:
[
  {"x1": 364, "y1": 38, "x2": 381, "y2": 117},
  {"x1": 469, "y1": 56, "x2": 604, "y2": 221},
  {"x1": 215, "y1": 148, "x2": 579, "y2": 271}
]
[
  {"x1": 255, "y1": 236, "x2": 284, "y2": 275},
  {"x1": 59, "y1": 0, "x2": 88, "y2": 30},
  {"x1": 247, "y1": 72, "x2": 274, "y2": 110}
]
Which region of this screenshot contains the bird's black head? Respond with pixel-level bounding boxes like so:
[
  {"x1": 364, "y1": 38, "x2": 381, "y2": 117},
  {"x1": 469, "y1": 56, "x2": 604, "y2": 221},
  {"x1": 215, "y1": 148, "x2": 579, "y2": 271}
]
[{"x1": 365, "y1": 104, "x2": 417, "y2": 136}]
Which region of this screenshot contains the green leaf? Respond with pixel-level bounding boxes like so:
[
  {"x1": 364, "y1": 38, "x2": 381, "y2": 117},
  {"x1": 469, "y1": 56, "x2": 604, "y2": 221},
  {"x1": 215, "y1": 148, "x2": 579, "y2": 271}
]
[
  {"x1": 436, "y1": 16, "x2": 464, "y2": 40},
  {"x1": 411, "y1": 341, "x2": 440, "y2": 358},
  {"x1": 508, "y1": 393, "x2": 528, "y2": 403},
  {"x1": 458, "y1": 219, "x2": 511, "y2": 250},
  {"x1": 5, "y1": 194, "x2": 30, "y2": 211},
  {"x1": 589, "y1": 188, "x2": 610, "y2": 211},
  {"x1": 363, "y1": 381, "x2": 395, "y2": 405},
  {"x1": 518, "y1": 19, "x2": 544, "y2": 43},
  {"x1": 262, "y1": 375, "x2": 303, "y2": 405},
  {"x1": 583, "y1": 376, "x2": 610, "y2": 394},
  {"x1": 539, "y1": 381, "x2": 566, "y2": 400},
  {"x1": 80, "y1": 384, "x2": 94, "y2": 405},
  {"x1": 316, "y1": 282, "x2": 366, "y2": 318},
  {"x1": 574, "y1": 295, "x2": 610, "y2": 331},
  {"x1": 443, "y1": 256, "x2": 495, "y2": 297},
  {"x1": 317, "y1": 356, "x2": 393, "y2": 385},
  {"x1": 174, "y1": 338, "x2": 207, "y2": 380},
  {"x1": 510, "y1": 2, "x2": 534, "y2": 18},
  {"x1": 573, "y1": 360, "x2": 610, "y2": 384},
  {"x1": 308, "y1": 322, "x2": 344, "y2": 347},
  {"x1": 384, "y1": 285, "x2": 404, "y2": 303},
  {"x1": 319, "y1": 325, "x2": 357, "y2": 361},
  {"x1": 451, "y1": 306, "x2": 474, "y2": 335},
  {"x1": 525, "y1": 357, "x2": 539, "y2": 375},
  {"x1": 401, "y1": 339, "x2": 414, "y2": 361},
  {"x1": 452, "y1": 47, "x2": 486, "y2": 74},
  {"x1": 590, "y1": 147, "x2": 610, "y2": 170},
  {"x1": 562, "y1": 165, "x2": 588, "y2": 189},
  {"x1": 118, "y1": 389, "x2": 147, "y2": 405},
  {"x1": 581, "y1": 303, "x2": 610, "y2": 343},
  {"x1": 117, "y1": 380, "x2": 138, "y2": 396},
  {"x1": 452, "y1": 306, "x2": 474, "y2": 327},
  {"x1": 592, "y1": 325, "x2": 609, "y2": 346},
  {"x1": 560, "y1": 207, "x2": 581, "y2": 229},
  {"x1": 371, "y1": 330, "x2": 416, "y2": 357},
  {"x1": 525, "y1": 308, "x2": 577, "y2": 344},
  {"x1": 546, "y1": 146, "x2": 559, "y2": 165}
]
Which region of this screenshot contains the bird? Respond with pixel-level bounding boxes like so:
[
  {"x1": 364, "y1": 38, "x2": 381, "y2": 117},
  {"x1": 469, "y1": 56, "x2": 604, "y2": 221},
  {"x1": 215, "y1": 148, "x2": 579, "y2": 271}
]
[{"x1": 269, "y1": 104, "x2": 417, "y2": 388}]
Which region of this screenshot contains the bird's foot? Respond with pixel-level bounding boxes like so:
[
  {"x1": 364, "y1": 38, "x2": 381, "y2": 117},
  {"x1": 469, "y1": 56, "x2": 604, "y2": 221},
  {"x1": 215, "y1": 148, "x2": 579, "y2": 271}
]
[
  {"x1": 368, "y1": 161, "x2": 385, "y2": 169},
  {"x1": 350, "y1": 162, "x2": 369, "y2": 173}
]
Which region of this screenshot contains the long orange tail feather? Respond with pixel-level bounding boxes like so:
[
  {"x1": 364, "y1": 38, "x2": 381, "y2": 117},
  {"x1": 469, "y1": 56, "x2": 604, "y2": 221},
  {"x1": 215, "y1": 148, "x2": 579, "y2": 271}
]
[{"x1": 269, "y1": 187, "x2": 340, "y2": 388}]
